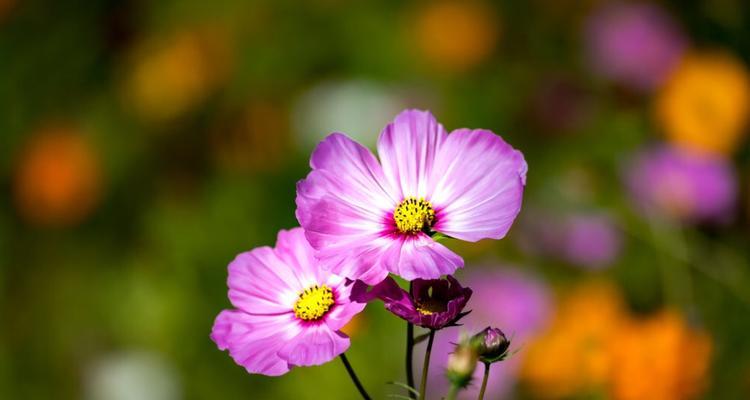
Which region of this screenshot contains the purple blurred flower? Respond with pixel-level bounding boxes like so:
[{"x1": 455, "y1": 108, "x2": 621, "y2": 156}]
[
  {"x1": 562, "y1": 214, "x2": 622, "y2": 269},
  {"x1": 516, "y1": 211, "x2": 622, "y2": 270},
  {"x1": 352, "y1": 276, "x2": 471, "y2": 330},
  {"x1": 585, "y1": 2, "x2": 686, "y2": 92},
  {"x1": 417, "y1": 269, "x2": 551, "y2": 399},
  {"x1": 625, "y1": 145, "x2": 738, "y2": 222}
]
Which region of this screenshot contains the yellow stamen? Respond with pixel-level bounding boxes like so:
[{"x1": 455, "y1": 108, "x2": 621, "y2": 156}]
[
  {"x1": 293, "y1": 284, "x2": 335, "y2": 321},
  {"x1": 394, "y1": 197, "x2": 436, "y2": 234}
]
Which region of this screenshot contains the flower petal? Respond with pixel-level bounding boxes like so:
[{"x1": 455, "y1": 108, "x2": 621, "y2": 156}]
[
  {"x1": 377, "y1": 109, "x2": 447, "y2": 198},
  {"x1": 384, "y1": 234, "x2": 464, "y2": 281},
  {"x1": 324, "y1": 280, "x2": 366, "y2": 331},
  {"x1": 278, "y1": 323, "x2": 350, "y2": 367},
  {"x1": 296, "y1": 133, "x2": 400, "y2": 283},
  {"x1": 313, "y1": 233, "x2": 393, "y2": 285},
  {"x1": 227, "y1": 248, "x2": 300, "y2": 315},
  {"x1": 430, "y1": 129, "x2": 527, "y2": 241},
  {"x1": 210, "y1": 310, "x2": 301, "y2": 376},
  {"x1": 273, "y1": 227, "x2": 322, "y2": 287}
]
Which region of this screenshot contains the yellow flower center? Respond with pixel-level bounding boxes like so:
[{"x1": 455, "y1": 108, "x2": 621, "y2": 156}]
[
  {"x1": 293, "y1": 284, "x2": 335, "y2": 321},
  {"x1": 415, "y1": 298, "x2": 447, "y2": 316},
  {"x1": 394, "y1": 197, "x2": 436, "y2": 234}
]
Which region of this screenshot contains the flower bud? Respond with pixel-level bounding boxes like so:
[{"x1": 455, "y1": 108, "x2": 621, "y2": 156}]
[
  {"x1": 446, "y1": 339, "x2": 479, "y2": 388},
  {"x1": 473, "y1": 326, "x2": 510, "y2": 363}
]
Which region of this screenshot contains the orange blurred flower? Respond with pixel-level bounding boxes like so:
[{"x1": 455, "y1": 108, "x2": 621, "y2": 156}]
[
  {"x1": 339, "y1": 311, "x2": 367, "y2": 338},
  {"x1": 0, "y1": 0, "x2": 15, "y2": 23},
  {"x1": 13, "y1": 124, "x2": 102, "y2": 227},
  {"x1": 655, "y1": 51, "x2": 750, "y2": 155},
  {"x1": 211, "y1": 101, "x2": 289, "y2": 173},
  {"x1": 611, "y1": 311, "x2": 712, "y2": 400},
  {"x1": 412, "y1": 1, "x2": 499, "y2": 73},
  {"x1": 521, "y1": 282, "x2": 627, "y2": 399},
  {"x1": 123, "y1": 27, "x2": 232, "y2": 122},
  {"x1": 521, "y1": 282, "x2": 713, "y2": 400}
]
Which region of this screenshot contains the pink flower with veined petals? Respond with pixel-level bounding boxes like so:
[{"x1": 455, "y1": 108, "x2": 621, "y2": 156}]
[
  {"x1": 210, "y1": 228, "x2": 365, "y2": 376},
  {"x1": 296, "y1": 109, "x2": 527, "y2": 284}
]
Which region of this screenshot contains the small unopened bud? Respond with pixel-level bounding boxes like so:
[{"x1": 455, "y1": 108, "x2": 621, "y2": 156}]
[
  {"x1": 446, "y1": 339, "x2": 479, "y2": 388},
  {"x1": 472, "y1": 326, "x2": 510, "y2": 363}
]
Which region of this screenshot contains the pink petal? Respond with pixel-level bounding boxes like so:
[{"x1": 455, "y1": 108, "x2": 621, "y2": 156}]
[
  {"x1": 273, "y1": 227, "x2": 322, "y2": 287},
  {"x1": 383, "y1": 234, "x2": 464, "y2": 280},
  {"x1": 314, "y1": 233, "x2": 393, "y2": 285},
  {"x1": 278, "y1": 323, "x2": 350, "y2": 367},
  {"x1": 324, "y1": 281, "x2": 367, "y2": 331},
  {"x1": 227, "y1": 249, "x2": 301, "y2": 315},
  {"x1": 211, "y1": 310, "x2": 301, "y2": 376},
  {"x1": 430, "y1": 129, "x2": 527, "y2": 242},
  {"x1": 377, "y1": 109, "x2": 447, "y2": 198},
  {"x1": 296, "y1": 133, "x2": 400, "y2": 283}
]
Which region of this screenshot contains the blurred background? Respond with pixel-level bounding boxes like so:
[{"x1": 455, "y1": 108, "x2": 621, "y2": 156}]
[{"x1": 2, "y1": 0, "x2": 750, "y2": 399}]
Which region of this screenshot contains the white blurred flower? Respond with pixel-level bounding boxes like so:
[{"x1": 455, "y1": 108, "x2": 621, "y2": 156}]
[
  {"x1": 291, "y1": 80, "x2": 408, "y2": 150},
  {"x1": 85, "y1": 351, "x2": 181, "y2": 400}
]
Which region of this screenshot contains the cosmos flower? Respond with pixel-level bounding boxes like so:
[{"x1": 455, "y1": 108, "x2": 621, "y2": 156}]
[
  {"x1": 655, "y1": 51, "x2": 750, "y2": 155},
  {"x1": 352, "y1": 275, "x2": 471, "y2": 330},
  {"x1": 624, "y1": 145, "x2": 737, "y2": 223},
  {"x1": 584, "y1": 2, "x2": 686, "y2": 92},
  {"x1": 296, "y1": 109, "x2": 527, "y2": 284},
  {"x1": 210, "y1": 228, "x2": 365, "y2": 376},
  {"x1": 418, "y1": 268, "x2": 551, "y2": 399}
]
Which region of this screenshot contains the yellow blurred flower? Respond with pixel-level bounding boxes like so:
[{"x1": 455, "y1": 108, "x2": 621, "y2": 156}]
[
  {"x1": 412, "y1": 1, "x2": 499, "y2": 73},
  {"x1": 13, "y1": 124, "x2": 102, "y2": 227},
  {"x1": 123, "y1": 27, "x2": 232, "y2": 122},
  {"x1": 521, "y1": 282, "x2": 627, "y2": 399},
  {"x1": 611, "y1": 311, "x2": 712, "y2": 400},
  {"x1": 655, "y1": 51, "x2": 750, "y2": 155}
]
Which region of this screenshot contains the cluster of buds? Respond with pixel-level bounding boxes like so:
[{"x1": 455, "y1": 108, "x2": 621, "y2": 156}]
[{"x1": 446, "y1": 326, "x2": 511, "y2": 388}]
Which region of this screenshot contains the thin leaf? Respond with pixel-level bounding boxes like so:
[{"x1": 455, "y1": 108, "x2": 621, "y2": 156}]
[{"x1": 387, "y1": 381, "x2": 420, "y2": 396}]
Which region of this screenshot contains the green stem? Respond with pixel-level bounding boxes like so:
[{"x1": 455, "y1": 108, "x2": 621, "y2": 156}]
[
  {"x1": 418, "y1": 330, "x2": 435, "y2": 400},
  {"x1": 406, "y1": 321, "x2": 416, "y2": 399},
  {"x1": 339, "y1": 353, "x2": 371, "y2": 400},
  {"x1": 446, "y1": 384, "x2": 460, "y2": 400},
  {"x1": 477, "y1": 362, "x2": 490, "y2": 400}
]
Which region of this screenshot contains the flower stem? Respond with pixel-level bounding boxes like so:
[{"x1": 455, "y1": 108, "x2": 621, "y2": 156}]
[
  {"x1": 339, "y1": 353, "x2": 371, "y2": 400},
  {"x1": 406, "y1": 321, "x2": 416, "y2": 399},
  {"x1": 446, "y1": 384, "x2": 460, "y2": 400},
  {"x1": 418, "y1": 330, "x2": 435, "y2": 400},
  {"x1": 477, "y1": 362, "x2": 490, "y2": 400}
]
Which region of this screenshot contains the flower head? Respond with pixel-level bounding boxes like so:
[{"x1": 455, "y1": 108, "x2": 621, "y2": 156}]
[
  {"x1": 473, "y1": 326, "x2": 510, "y2": 363},
  {"x1": 446, "y1": 335, "x2": 480, "y2": 388},
  {"x1": 296, "y1": 109, "x2": 527, "y2": 284},
  {"x1": 352, "y1": 275, "x2": 471, "y2": 330},
  {"x1": 210, "y1": 228, "x2": 365, "y2": 376},
  {"x1": 625, "y1": 145, "x2": 737, "y2": 222}
]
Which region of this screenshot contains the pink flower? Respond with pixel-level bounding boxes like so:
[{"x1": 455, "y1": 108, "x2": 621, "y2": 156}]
[
  {"x1": 210, "y1": 228, "x2": 365, "y2": 376},
  {"x1": 296, "y1": 109, "x2": 527, "y2": 284}
]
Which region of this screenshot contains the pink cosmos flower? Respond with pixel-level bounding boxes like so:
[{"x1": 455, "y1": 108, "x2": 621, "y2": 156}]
[
  {"x1": 210, "y1": 228, "x2": 365, "y2": 376},
  {"x1": 296, "y1": 109, "x2": 527, "y2": 284}
]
